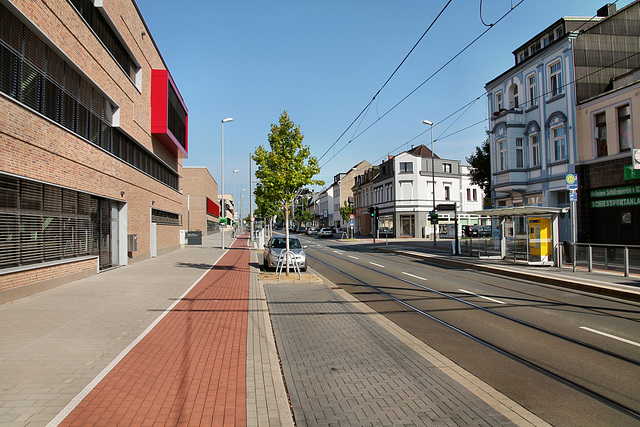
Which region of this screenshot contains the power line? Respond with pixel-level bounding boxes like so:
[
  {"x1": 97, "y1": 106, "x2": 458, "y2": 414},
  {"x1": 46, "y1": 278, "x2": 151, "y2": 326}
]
[
  {"x1": 318, "y1": 0, "x2": 454, "y2": 162},
  {"x1": 320, "y1": 0, "x2": 526, "y2": 169}
]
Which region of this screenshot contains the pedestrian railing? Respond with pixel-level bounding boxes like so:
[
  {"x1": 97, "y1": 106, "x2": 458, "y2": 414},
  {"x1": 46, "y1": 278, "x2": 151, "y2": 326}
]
[{"x1": 573, "y1": 243, "x2": 640, "y2": 278}]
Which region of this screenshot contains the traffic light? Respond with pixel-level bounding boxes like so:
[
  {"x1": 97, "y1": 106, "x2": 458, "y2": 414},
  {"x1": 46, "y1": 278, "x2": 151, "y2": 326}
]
[
  {"x1": 374, "y1": 207, "x2": 379, "y2": 218},
  {"x1": 369, "y1": 206, "x2": 374, "y2": 217}
]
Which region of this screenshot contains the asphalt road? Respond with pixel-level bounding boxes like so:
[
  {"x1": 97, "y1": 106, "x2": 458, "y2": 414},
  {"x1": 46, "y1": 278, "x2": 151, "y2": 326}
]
[{"x1": 299, "y1": 235, "x2": 640, "y2": 426}]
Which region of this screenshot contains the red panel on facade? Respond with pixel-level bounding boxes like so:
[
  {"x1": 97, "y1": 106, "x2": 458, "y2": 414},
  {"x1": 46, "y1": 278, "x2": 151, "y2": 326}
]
[
  {"x1": 151, "y1": 69, "x2": 188, "y2": 158},
  {"x1": 207, "y1": 197, "x2": 220, "y2": 217}
]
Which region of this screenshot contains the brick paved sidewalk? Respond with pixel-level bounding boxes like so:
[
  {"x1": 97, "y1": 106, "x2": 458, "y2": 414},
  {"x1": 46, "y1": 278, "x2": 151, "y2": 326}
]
[{"x1": 57, "y1": 237, "x2": 250, "y2": 426}]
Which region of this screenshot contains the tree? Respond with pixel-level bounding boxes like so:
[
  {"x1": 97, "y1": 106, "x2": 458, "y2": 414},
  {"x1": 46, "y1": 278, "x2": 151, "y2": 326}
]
[
  {"x1": 254, "y1": 183, "x2": 280, "y2": 235},
  {"x1": 253, "y1": 111, "x2": 324, "y2": 273},
  {"x1": 339, "y1": 201, "x2": 354, "y2": 238},
  {"x1": 466, "y1": 136, "x2": 491, "y2": 197}
]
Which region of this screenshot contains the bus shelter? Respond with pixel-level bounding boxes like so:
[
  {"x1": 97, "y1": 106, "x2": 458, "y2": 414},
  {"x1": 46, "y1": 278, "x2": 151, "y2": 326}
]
[{"x1": 468, "y1": 206, "x2": 569, "y2": 267}]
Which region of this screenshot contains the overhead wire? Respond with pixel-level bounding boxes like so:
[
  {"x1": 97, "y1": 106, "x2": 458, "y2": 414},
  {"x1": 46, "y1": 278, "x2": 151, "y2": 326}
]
[
  {"x1": 318, "y1": 0, "x2": 454, "y2": 162},
  {"x1": 320, "y1": 0, "x2": 526, "y2": 169}
]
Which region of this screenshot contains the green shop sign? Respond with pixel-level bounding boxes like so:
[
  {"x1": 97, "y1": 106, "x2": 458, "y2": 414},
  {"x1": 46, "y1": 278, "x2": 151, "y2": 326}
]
[
  {"x1": 590, "y1": 185, "x2": 640, "y2": 199},
  {"x1": 590, "y1": 185, "x2": 640, "y2": 209}
]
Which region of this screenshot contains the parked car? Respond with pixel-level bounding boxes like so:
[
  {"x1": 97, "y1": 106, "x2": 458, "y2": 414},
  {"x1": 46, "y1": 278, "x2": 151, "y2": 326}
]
[
  {"x1": 263, "y1": 235, "x2": 307, "y2": 272},
  {"x1": 480, "y1": 225, "x2": 492, "y2": 237},
  {"x1": 305, "y1": 227, "x2": 318, "y2": 235},
  {"x1": 462, "y1": 225, "x2": 479, "y2": 237},
  {"x1": 317, "y1": 228, "x2": 333, "y2": 238}
]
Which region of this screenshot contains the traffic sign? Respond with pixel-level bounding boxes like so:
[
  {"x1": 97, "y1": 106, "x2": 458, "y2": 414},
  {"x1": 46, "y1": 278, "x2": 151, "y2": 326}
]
[
  {"x1": 250, "y1": 216, "x2": 255, "y2": 222},
  {"x1": 349, "y1": 214, "x2": 355, "y2": 220},
  {"x1": 570, "y1": 191, "x2": 578, "y2": 202},
  {"x1": 566, "y1": 174, "x2": 578, "y2": 190}
]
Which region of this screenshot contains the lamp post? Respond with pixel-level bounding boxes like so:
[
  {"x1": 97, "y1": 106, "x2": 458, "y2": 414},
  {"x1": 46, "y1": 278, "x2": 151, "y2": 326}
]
[
  {"x1": 221, "y1": 117, "x2": 233, "y2": 249},
  {"x1": 423, "y1": 120, "x2": 436, "y2": 247}
]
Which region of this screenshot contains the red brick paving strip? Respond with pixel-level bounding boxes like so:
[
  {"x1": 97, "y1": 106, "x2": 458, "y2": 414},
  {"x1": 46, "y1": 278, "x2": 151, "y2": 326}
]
[{"x1": 60, "y1": 237, "x2": 249, "y2": 426}]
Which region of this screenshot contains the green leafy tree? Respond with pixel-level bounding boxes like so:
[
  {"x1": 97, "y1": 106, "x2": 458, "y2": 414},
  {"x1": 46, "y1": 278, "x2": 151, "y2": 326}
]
[
  {"x1": 339, "y1": 201, "x2": 353, "y2": 223},
  {"x1": 253, "y1": 111, "x2": 324, "y2": 273},
  {"x1": 254, "y1": 183, "x2": 280, "y2": 232},
  {"x1": 466, "y1": 136, "x2": 491, "y2": 197},
  {"x1": 295, "y1": 209, "x2": 313, "y2": 225}
]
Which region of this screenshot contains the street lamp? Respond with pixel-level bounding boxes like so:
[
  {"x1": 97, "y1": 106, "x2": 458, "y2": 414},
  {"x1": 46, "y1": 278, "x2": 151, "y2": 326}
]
[
  {"x1": 221, "y1": 117, "x2": 233, "y2": 249},
  {"x1": 423, "y1": 120, "x2": 436, "y2": 247}
]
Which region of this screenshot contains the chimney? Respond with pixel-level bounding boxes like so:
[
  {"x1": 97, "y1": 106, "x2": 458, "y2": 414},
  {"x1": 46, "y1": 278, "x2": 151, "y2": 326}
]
[{"x1": 597, "y1": 3, "x2": 616, "y2": 17}]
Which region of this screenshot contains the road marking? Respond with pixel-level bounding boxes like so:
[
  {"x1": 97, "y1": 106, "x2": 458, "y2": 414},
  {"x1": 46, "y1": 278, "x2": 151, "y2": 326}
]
[
  {"x1": 369, "y1": 262, "x2": 385, "y2": 268},
  {"x1": 348, "y1": 255, "x2": 359, "y2": 260},
  {"x1": 458, "y1": 289, "x2": 506, "y2": 304},
  {"x1": 402, "y1": 272, "x2": 427, "y2": 281},
  {"x1": 333, "y1": 250, "x2": 343, "y2": 255},
  {"x1": 580, "y1": 327, "x2": 640, "y2": 348}
]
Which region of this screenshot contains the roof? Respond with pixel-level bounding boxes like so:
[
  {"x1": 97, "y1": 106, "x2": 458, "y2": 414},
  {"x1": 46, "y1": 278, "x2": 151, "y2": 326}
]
[
  {"x1": 468, "y1": 206, "x2": 570, "y2": 217},
  {"x1": 406, "y1": 144, "x2": 439, "y2": 159}
]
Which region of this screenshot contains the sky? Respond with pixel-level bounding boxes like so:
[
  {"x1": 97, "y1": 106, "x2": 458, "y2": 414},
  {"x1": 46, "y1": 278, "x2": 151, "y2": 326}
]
[{"x1": 135, "y1": 0, "x2": 632, "y2": 206}]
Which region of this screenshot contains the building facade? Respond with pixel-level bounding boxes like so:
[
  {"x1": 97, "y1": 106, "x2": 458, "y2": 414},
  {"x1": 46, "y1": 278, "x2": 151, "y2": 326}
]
[
  {"x1": 182, "y1": 167, "x2": 219, "y2": 235},
  {"x1": 0, "y1": 0, "x2": 188, "y2": 302},
  {"x1": 485, "y1": 2, "x2": 639, "y2": 243},
  {"x1": 353, "y1": 145, "x2": 484, "y2": 238},
  {"x1": 576, "y1": 70, "x2": 640, "y2": 244}
]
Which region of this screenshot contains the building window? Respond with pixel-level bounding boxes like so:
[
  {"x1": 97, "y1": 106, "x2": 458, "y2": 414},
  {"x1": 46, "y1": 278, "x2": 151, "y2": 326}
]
[
  {"x1": 442, "y1": 163, "x2": 451, "y2": 173},
  {"x1": 595, "y1": 112, "x2": 607, "y2": 157},
  {"x1": 552, "y1": 126, "x2": 566, "y2": 161},
  {"x1": 399, "y1": 162, "x2": 413, "y2": 173},
  {"x1": 527, "y1": 73, "x2": 536, "y2": 107},
  {"x1": 69, "y1": 0, "x2": 140, "y2": 83},
  {"x1": 467, "y1": 188, "x2": 471, "y2": 201},
  {"x1": 498, "y1": 139, "x2": 507, "y2": 170},
  {"x1": 510, "y1": 84, "x2": 519, "y2": 109},
  {"x1": 618, "y1": 105, "x2": 632, "y2": 152},
  {"x1": 0, "y1": 4, "x2": 179, "y2": 191},
  {"x1": 473, "y1": 189, "x2": 478, "y2": 201},
  {"x1": 0, "y1": 175, "x2": 92, "y2": 269},
  {"x1": 530, "y1": 134, "x2": 540, "y2": 167},
  {"x1": 444, "y1": 186, "x2": 450, "y2": 201},
  {"x1": 549, "y1": 61, "x2": 562, "y2": 97},
  {"x1": 516, "y1": 138, "x2": 524, "y2": 168},
  {"x1": 495, "y1": 92, "x2": 503, "y2": 111},
  {"x1": 151, "y1": 209, "x2": 181, "y2": 225}
]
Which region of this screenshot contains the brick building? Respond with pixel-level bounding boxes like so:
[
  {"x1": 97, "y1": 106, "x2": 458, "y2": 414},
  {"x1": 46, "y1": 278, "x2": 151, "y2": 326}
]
[
  {"x1": 0, "y1": 0, "x2": 188, "y2": 302},
  {"x1": 181, "y1": 167, "x2": 220, "y2": 235}
]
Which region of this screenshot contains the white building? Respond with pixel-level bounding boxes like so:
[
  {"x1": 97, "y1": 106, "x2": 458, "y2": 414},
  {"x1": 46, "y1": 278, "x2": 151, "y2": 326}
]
[{"x1": 353, "y1": 145, "x2": 485, "y2": 238}]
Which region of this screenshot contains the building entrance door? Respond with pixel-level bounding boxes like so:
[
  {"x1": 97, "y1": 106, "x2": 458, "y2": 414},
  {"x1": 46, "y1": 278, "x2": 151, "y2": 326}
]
[{"x1": 91, "y1": 197, "x2": 112, "y2": 270}]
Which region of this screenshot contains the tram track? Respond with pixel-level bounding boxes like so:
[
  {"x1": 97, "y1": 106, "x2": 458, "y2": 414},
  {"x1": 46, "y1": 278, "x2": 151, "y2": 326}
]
[{"x1": 305, "y1": 246, "x2": 640, "y2": 422}]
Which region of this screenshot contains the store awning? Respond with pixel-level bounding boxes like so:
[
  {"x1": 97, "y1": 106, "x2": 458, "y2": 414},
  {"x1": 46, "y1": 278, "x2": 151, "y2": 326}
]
[{"x1": 467, "y1": 206, "x2": 570, "y2": 217}]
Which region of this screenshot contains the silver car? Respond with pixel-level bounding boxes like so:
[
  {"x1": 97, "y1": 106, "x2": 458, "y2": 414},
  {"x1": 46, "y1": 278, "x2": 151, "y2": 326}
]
[{"x1": 263, "y1": 235, "x2": 307, "y2": 272}]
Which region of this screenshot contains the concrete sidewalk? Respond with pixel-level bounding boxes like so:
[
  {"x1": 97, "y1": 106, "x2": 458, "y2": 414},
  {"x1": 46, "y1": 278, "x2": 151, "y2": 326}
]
[{"x1": 1, "y1": 231, "x2": 550, "y2": 426}]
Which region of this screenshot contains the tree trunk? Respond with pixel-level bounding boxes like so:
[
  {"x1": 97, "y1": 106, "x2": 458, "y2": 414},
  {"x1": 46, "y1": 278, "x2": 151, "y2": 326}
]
[{"x1": 284, "y1": 206, "x2": 290, "y2": 275}]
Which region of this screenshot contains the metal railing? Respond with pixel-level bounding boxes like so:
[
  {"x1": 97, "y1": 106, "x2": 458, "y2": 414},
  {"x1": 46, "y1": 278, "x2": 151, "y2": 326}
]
[{"x1": 572, "y1": 243, "x2": 640, "y2": 278}]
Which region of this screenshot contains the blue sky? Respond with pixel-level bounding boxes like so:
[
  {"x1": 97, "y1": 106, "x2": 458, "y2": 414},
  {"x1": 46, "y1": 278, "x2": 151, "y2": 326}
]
[{"x1": 136, "y1": 0, "x2": 630, "y2": 202}]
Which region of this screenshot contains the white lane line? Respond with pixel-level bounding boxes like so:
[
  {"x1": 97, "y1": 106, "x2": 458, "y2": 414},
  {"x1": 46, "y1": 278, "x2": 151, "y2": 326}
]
[
  {"x1": 458, "y1": 289, "x2": 506, "y2": 305},
  {"x1": 402, "y1": 272, "x2": 427, "y2": 281},
  {"x1": 580, "y1": 327, "x2": 640, "y2": 348},
  {"x1": 333, "y1": 250, "x2": 343, "y2": 255},
  {"x1": 348, "y1": 255, "x2": 359, "y2": 260},
  {"x1": 369, "y1": 262, "x2": 385, "y2": 268}
]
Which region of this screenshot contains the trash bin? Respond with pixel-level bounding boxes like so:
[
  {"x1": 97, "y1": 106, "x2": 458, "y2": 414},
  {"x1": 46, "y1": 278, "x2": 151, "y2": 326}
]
[{"x1": 563, "y1": 241, "x2": 573, "y2": 263}]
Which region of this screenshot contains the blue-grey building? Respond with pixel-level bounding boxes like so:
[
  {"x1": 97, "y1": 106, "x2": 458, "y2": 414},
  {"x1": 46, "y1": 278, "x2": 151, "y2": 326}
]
[{"x1": 484, "y1": 3, "x2": 633, "y2": 242}]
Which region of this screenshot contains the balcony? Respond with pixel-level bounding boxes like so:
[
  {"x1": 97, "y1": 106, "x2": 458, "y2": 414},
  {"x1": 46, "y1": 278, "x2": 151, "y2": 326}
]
[{"x1": 491, "y1": 108, "x2": 525, "y2": 126}]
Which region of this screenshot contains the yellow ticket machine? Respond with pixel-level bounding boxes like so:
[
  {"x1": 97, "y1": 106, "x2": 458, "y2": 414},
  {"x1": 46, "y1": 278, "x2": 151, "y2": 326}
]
[{"x1": 528, "y1": 217, "x2": 552, "y2": 265}]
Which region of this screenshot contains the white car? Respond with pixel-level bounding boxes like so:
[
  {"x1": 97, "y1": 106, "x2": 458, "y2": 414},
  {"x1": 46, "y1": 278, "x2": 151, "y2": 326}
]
[
  {"x1": 317, "y1": 228, "x2": 333, "y2": 238},
  {"x1": 263, "y1": 235, "x2": 307, "y2": 271}
]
